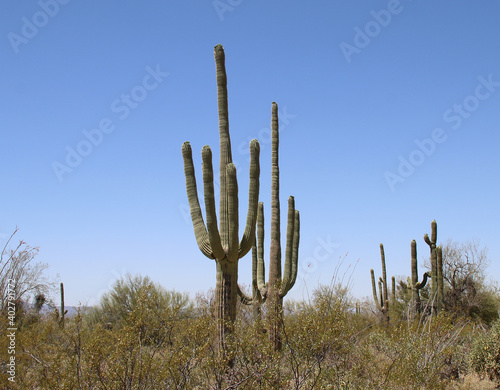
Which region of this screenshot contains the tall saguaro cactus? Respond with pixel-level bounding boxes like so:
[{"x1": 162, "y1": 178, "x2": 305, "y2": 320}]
[
  {"x1": 239, "y1": 103, "x2": 300, "y2": 349},
  {"x1": 182, "y1": 44, "x2": 260, "y2": 353}
]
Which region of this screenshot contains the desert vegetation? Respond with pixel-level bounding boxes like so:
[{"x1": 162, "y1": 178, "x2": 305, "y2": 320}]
[
  {"x1": 1, "y1": 262, "x2": 499, "y2": 389},
  {"x1": 1, "y1": 45, "x2": 499, "y2": 389}
]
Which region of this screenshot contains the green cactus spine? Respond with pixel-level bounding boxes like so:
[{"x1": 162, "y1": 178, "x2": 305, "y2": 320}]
[{"x1": 182, "y1": 44, "x2": 260, "y2": 353}]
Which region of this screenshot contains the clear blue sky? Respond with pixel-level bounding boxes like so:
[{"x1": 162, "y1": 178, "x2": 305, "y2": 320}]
[{"x1": 2, "y1": 1, "x2": 499, "y2": 306}]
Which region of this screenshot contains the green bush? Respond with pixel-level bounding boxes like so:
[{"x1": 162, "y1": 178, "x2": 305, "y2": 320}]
[{"x1": 469, "y1": 319, "x2": 500, "y2": 382}]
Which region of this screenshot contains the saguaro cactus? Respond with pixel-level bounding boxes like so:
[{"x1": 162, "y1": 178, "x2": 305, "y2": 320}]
[
  {"x1": 182, "y1": 44, "x2": 260, "y2": 352},
  {"x1": 424, "y1": 220, "x2": 444, "y2": 312},
  {"x1": 238, "y1": 104, "x2": 300, "y2": 349},
  {"x1": 371, "y1": 243, "x2": 389, "y2": 322},
  {"x1": 424, "y1": 220, "x2": 438, "y2": 301},
  {"x1": 410, "y1": 240, "x2": 429, "y2": 315}
]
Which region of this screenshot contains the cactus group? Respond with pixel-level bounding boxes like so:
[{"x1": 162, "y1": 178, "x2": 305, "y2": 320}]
[
  {"x1": 384, "y1": 220, "x2": 444, "y2": 318},
  {"x1": 182, "y1": 44, "x2": 260, "y2": 353},
  {"x1": 238, "y1": 103, "x2": 300, "y2": 349}
]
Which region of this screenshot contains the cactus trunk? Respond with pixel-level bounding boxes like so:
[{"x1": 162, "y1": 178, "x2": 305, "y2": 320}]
[
  {"x1": 424, "y1": 220, "x2": 438, "y2": 313},
  {"x1": 411, "y1": 240, "x2": 422, "y2": 315},
  {"x1": 436, "y1": 245, "x2": 444, "y2": 312},
  {"x1": 411, "y1": 239, "x2": 430, "y2": 317},
  {"x1": 60, "y1": 282, "x2": 65, "y2": 329},
  {"x1": 424, "y1": 220, "x2": 444, "y2": 314},
  {"x1": 215, "y1": 260, "x2": 238, "y2": 350}
]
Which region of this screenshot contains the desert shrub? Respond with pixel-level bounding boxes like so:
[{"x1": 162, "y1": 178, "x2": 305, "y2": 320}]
[
  {"x1": 469, "y1": 319, "x2": 500, "y2": 383},
  {"x1": 349, "y1": 314, "x2": 472, "y2": 389},
  {"x1": 2, "y1": 277, "x2": 499, "y2": 389},
  {"x1": 87, "y1": 273, "x2": 193, "y2": 330}
]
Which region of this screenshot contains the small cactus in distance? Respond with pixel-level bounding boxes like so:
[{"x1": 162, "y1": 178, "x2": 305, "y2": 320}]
[
  {"x1": 423, "y1": 220, "x2": 444, "y2": 313},
  {"x1": 59, "y1": 282, "x2": 68, "y2": 328},
  {"x1": 371, "y1": 243, "x2": 390, "y2": 322},
  {"x1": 410, "y1": 240, "x2": 429, "y2": 315}
]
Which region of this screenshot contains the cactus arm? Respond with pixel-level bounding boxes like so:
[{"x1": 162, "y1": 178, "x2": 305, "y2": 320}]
[
  {"x1": 411, "y1": 239, "x2": 419, "y2": 287},
  {"x1": 238, "y1": 139, "x2": 261, "y2": 258},
  {"x1": 182, "y1": 142, "x2": 214, "y2": 259},
  {"x1": 237, "y1": 284, "x2": 253, "y2": 305},
  {"x1": 371, "y1": 269, "x2": 382, "y2": 311},
  {"x1": 256, "y1": 202, "x2": 267, "y2": 297},
  {"x1": 391, "y1": 276, "x2": 396, "y2": 304},
  {"x1": 226, "y1": 163, "x2": 239, "y2": 262},
  {"x1": 416, "y1": 271, "x2": 430, "y2": 289},
  {"x1": 289, "y1": 210, "x2": 300, "y2": 290},
  {"x1": 253, "y1": 234, "x2": 267, "y2": 304},
  {"x1": 378, "y1": 281, "x2": 384, "y2": 308},
  {"x1": 380, "y1": 243, "x2": 388, "y2": 309},
  {"x1": 281, "y1": 197, "x2": 296, "y2": 295},
  {"x1": 430, "y1": 220, "x2": 437, "y2": 243},
  {"x1": 202, "y1": 145, "x2": 225, "y2": 259}
]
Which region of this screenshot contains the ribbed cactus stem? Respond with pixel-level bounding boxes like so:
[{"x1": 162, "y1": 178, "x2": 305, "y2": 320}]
[
  {"x1": 269, "y1": 102, "x2": 281, "y2": 291},
  {"x1": 411, "y1": 239, "x2": 420, "y2": 313},
  {"x1": 378, "y1": 280, "x2": 384, "y2": 308},
  {"x1": 370, "y1": 269, "x2": 381, "y2": 311},
  {"x1": 391, "y1": 276, "x2": 396, "y2": 306},
  {"x1": 424, "y1": 220, "x2": 438, "y2": 311},
  {"x1": 411, "y1": 239, "x2": 431, "y2": 316},
  {"x1": 380, "y1": 244, "x2": 388, "y2": 313},
  {"x1": 256, "y1": 202, "x2": 267, "y2": 295},
  {"x1": 437, "y1": 245, "x2": 444, "y2": 312},
  {"x1": 371, "y1": 244, "x2": 389, "y2": 322},
  {"x1": 215, "y1": 44, "x2": 231, "y2": 250},
  {"x1": 60, "y1": 282, "x2": 65, "y2": 328},
  {"x1": 272, "y1": 103, "x2": 300, "y2": 349}
]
